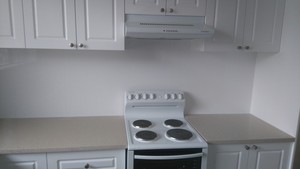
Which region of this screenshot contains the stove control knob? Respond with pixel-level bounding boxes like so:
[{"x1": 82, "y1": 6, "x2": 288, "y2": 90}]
[
  {"x1": 171, "y1": 93, "x2": 176, "y2": 99},
  {"x1": 135, "y1": 93, "x2": 140, "y2": 100},
  {"x1": 127, "y1": 94, "x2": 134, "y2": 100},
  {"x1": 164, "y1": 93, "x2": 170, "y2": 100},
  {"x1": 142, "y1": 93, "x2": 148, "y2": 100},
  {"x1": 149, "y1": 93, "x2": 155, "y2": 100},
  {"x1": 177, "y1": 93, "x2": 184, "y2": 100}
]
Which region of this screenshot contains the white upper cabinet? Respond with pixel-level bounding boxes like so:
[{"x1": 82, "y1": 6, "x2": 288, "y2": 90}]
[
  {"x1": 0, "y1": 0, "x2": 25, "y2": 48},
  {"x1": 75, "y1": 0, "x2": 124, "y2": 50},
  {"x1": 23, "y1": 0, "x2": 124, "y2": 50},
  {"x1": 205, "y1": 0, "x2": 286, "y2": 52},
  {"x1": 204, "y1": 0, "x2": 247, "y2": 52},
  {"x1": 23, "y1": 0, "x2": 76, "y2": 49},
  {"x1": 243, "y1": 0, "x2": 286, "y2": 52},
  {"x1": 166, "y1": 0, "x2": 206, "y2": 16},
  {"x1": 125, "y1": 0, "x2": 166, "y2": 15},
  {"x1": 125, "y1": 0, "x2": 206, "y2": 16}
]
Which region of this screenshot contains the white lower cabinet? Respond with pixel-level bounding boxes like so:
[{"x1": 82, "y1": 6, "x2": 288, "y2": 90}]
[
  {"x1": 47, "y1": 150, "x2": 125, "y2": 169},
  {"x1": 0, "y1": 153, "x2": 47, "y2": 169},
  {"x1": 0, "y1": 150, "x2": 125, "y2": 169},
  {"x1": 208, "y1": 143, "x2": 292, "y2": 169}
]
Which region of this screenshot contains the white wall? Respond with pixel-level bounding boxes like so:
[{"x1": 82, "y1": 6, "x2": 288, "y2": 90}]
[
  {"x1": 251, "y1": 0, "x2": 300, "y2": 137},
  {"x1": 0, "y1": 40, "x2": 256, "y2": 118}
]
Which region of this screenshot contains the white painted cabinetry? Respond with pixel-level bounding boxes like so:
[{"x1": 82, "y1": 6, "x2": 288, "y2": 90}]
[
  {"x1": 208, "y1": 143, "x2": 291, "y2": 169},
  {"x1": 47, "y1": 150, "x2": 125, "y2": 169},
  {"x1": 0, "y1": 150, "x2": 125, "y2": 169},
  {"x1": 0, "y1": 153, "x2": 47, "y2": 169},
  {"x1": 125, "y1": 0, "x2": 206, "y2": 16},
  {"x1": 0, "y1": 0, "x2": 25, "y2": 48},
  {"x1": 23, "y1": 0, "x2": 124, "y2": 50},
  {"x1": 205, "y1": 0, "x2": 286, "y2": 52}
]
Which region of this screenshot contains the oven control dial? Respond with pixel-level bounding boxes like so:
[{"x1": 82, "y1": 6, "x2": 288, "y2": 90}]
[
  {"x1": 164, "y1": 93, "x2": 170, "y2": 100},
  {"x1": 142, "y1": 93, "x2": 148, "y2": 100},
  {"x1": 127, "y1": 94, "x2": 134, "y2": 100},
  {"x1": 177, "y1": 93, "x2": 184, "y2": 100},
  {"x1": 135, "y1": 93, "x2": 140, "y2": 100},
  {"x1": 149, "y1": 93, "x2": 155, "y2": 100},
  {"x1": 171, "y1": 93, "x2": 177, "y2": 99}
]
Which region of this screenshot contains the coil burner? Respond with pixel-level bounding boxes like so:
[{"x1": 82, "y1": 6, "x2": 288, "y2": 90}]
[
  {"x1": 164, "y1": 119, "x2": 184, "y2": 127},
  {"x1": 135, "y1": 130, "x2": 157, "y2": 141},
  {"x1": 166, "y1": 129, "x2": 193, "y2": 141},
  {"x1": 133, "y1": 120, "x2": 152, "y2": 128}
]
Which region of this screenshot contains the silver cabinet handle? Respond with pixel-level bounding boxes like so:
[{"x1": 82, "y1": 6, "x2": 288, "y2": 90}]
[
  {"x1": 237, "y1": 46, "x2": 243, "y2": 50},
  {"x1": 135, "y1": 153, "x2": 204, "y2": 160},
  {"x1": 160, "y1": 8, "x2": 165, "y2": 13},
  {"x1": 245, "y1": 145, "x2": 250, "y2": 150},
  {"x1": 69, "y1": 43, "x2": 75, "y2": 47},
  {"x1": 169, "y1": 8, "x2": 174, "y2": 13},
  {"x1": 78, "y1": 43, "x2": 84, "y2": 48},
  {"x1": 251, "y1": 145, "x2": 258, "y2": 150}
]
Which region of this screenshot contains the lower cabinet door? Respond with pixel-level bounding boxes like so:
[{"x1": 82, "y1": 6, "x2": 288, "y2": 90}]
[
  {"x1": 208, "y1": 144, "x2": 249, "y2": 169},
  {"x1": 0, "y1": 153, "x2": 47, "y2": 169},
  {"x1": 47, "y1": 150, "x2": 126, "y2": 169},
  {"x1": 208, "y1": 143, "x2": 292, "y2": 169},
  {"x1": 247, "y1": 143, "x2": 291, "y2": 169}
]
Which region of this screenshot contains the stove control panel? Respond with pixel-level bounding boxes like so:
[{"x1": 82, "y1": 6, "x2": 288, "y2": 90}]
[
  {"x1": 126, "y1": 91, "x2": 184, "y2": 101},
  {"x1": 125, "y1": 90, "x2": 186, "y2": 115}
]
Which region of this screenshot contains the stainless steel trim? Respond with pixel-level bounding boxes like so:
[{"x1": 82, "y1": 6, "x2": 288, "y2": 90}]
[{"x1": 134, "y1": 153, "x2": 204, "y2": 160}]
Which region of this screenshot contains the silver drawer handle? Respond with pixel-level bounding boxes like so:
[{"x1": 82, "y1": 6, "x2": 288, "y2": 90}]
[{"x1": 135, "y1": 152, "x2": 204, "y2": 160}]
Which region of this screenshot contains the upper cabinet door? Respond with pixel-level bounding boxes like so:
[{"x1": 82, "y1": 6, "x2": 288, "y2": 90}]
[
  {"x1": 204, "y1": 0, "x2": 247, "y2": 52},
  {"x1": 23, "y1": 0, "x2": 77, "y2": 49},
  {"x1": 243, "y1": 0, "x2": 286, "y2": 52},
  {"x1": 76, "y1": 0, "x2": 124, "y2": 50},
  {"x1": 166, "y1": 0, "x2": 206, "y2": 16},
  {"x1": 125, "y1": 0, "x2": 167, "y2": 15},
  {"x1": 0, "y1": 0, "x2": 25, "y2": 48}
]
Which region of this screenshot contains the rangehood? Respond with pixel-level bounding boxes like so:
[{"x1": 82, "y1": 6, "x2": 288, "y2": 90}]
[{"x1": 125, "y1": 14, "x2": 214, "y2": 39}]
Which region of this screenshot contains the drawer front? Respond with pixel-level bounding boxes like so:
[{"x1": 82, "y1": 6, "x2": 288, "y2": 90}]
[
  {"x1": 0, "y1": 153, "x2": 47, "y2": 169},
  {"x1": 47, "y1": 150, "x2": 125, "y2": 169},
  {"x1": 59, "y1": 157, "x2": 115, "y2": 169}
]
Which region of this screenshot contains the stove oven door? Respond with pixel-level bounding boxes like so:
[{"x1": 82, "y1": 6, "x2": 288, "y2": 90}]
[{"x1": 129, "y1": 149, "x2": 204, "y2": 169}]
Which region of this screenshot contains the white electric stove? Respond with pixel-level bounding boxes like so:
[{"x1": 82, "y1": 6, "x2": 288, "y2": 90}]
[{"x1": 124, "y1": 90, "x2": 208, "y2": 150}]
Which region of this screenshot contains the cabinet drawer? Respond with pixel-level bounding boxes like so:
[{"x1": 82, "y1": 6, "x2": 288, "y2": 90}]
[
  {"x1": 0, "y1": 153, "x2": 47, "y2": 169},
  {"x1": 59, "y1": 157, "x2": 114, "y2": 169},
  {"x1": 47, "y1": 150, "x2": 125, "y2": 169}
]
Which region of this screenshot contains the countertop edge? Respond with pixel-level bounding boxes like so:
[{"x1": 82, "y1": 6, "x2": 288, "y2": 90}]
[{"x1": 0, "y1": 145, "x2": 128, "y2": 155}]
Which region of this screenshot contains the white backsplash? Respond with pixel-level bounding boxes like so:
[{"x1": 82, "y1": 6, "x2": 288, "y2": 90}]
[{"x1": 0, "y1": 40, "x2": 256, "y2": 118}]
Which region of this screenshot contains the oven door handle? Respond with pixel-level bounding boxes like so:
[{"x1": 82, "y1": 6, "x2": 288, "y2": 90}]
[{"x1": 134, "y1": 153, "x2": 204, "y2": 160}]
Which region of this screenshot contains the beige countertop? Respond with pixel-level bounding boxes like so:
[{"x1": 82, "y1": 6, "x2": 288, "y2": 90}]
[
  {"x1": 0, "y1": 114, "x2": 294, "y2": 154},
  {"x1": 0, "y1": 116, "x2": 127, "y2": 154},
  {"x1": 186, "y1": 114, "x2": 295, "y2": 144}
]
